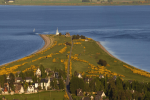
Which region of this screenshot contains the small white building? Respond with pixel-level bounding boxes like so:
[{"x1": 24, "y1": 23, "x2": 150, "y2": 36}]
[
  {"x1": 41, "y1": 78, "x2": 50, "y2": 90},
  {"x1": 26, "y1": 77, "x2": 33, "y2": 83},
  {"x1": 36, "y1": 68, "x2": 41, "y2": 77},
  {"x1": 27, "y1": 85, "x2": 35, "y2": 93},
  {"x1": 56, "y1": 28, "x2": 59, "y2": 35},
  {"x1": 77, "y1": 73, "x2": 82, "y2": 79}
]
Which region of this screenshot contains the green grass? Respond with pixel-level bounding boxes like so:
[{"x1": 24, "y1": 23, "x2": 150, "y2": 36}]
[
  {"x1": 1, "y1": 35, "x2": 72, "y2": 72},
  {"x1": 1, "y1": 34, "x2": 150, "y2": 82},
  {"x1": 71, "y1": 39, "x2": 150, "y2": 82},
  {"x1": 0, "y1": 91, "x2": 65, "y2": 100}
]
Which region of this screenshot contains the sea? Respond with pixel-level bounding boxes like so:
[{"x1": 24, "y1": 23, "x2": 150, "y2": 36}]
[{"x1": 0, "y1": 5, "x2": 150, "y2": 72}]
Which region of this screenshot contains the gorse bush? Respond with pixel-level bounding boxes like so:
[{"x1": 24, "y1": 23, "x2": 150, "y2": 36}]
[{"x1": 98, "y1": 59, "x2": 107, "y2": 66}]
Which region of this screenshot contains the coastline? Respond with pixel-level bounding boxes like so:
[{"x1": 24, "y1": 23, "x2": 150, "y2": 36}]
[
  {"x1": 34, "y1": 34, "x2": 51, "y2": 54},
  {"x1": 0, "y1": 34, "x2": 50, "y2": 67},
  {"x1": 96, "y1": 41, "x2": 133, "y2": 67}
]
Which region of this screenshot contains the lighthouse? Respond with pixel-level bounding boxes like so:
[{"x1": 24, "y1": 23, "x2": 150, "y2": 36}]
[{"x1": 56, "y1": 28, "x2": 59, "y2": 35}]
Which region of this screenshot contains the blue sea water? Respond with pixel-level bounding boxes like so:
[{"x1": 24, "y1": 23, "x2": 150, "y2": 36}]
[{"x1": 0, "y1": 5, "x2": 150, "y2": 72}]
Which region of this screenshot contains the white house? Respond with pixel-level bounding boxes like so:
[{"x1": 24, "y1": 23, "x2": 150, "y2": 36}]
[
  {"x1": 15, "y1": 85, "x2": 24, "y2": 94},
  {"x1": 15, "y1": 77, "x2": 23, "y2": 83},
  {"x1": 97, "y1": 91, "x2": 106, "y2": 98},
  {"x1": 56, "y1": 28, "x2": 59, "y2": 35},
  {"x1": 36, "y1": 68, "x2": 41, "y2": 78},
  {"x1": 27, "y1": 85, "x2": 35, "y2": 93},
  {"x1": 26, "y1": 77, "x2": 33, "y2": 83},
  {"x1": 41, "y1": 78, "x2": 50, "y2": 90},
  {"x1": 77, "y1": 73, "x2": 82, "y2": 78}
]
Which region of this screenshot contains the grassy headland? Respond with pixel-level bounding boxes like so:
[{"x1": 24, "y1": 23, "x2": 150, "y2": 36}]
[{"x1": 1, "y1": 34, "x2": 150, "y2": 83}]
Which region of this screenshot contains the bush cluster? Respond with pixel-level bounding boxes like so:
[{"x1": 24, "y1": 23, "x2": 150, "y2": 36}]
[{"x1": 98, "y1": 59, "x2": 107, "y2": 66}]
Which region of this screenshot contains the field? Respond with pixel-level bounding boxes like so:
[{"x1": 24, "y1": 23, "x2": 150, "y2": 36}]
[{"x1": 0, "y1": 91, "x2": 65, "y2": 100}]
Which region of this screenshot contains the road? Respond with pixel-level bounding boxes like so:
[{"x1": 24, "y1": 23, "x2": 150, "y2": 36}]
[{"x1": 66, "y1": 36, "x2": 73, "y2": 100}]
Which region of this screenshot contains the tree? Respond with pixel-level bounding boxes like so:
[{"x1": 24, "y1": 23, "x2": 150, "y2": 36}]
[
  {"x1": 74, "y1": 71, "x2": 78, "y2": 77},
  {"x1": 40, "y1": 65, "x2": 46, "y2": 78},
  {"x1": 70, "y1": 77, "x2": 84, "y2": 94},
  {"x1": 9, "y1": 73, "x2": 15, "y2": 90},
  {"x1": 59, "y1": 79, "x2": 64, "y2": 89},
  {"x1": 59, "y1": 33, "x2": 62, "y2": 36}
]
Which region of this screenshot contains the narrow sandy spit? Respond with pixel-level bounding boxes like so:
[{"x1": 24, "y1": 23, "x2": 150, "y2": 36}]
[{"x1": 35, "y1": 34, "x2": 51, "y2": 54}]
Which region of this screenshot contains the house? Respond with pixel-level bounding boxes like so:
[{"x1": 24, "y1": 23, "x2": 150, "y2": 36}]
[
  {"x1": 81, "y1": 97, "x2": 90, "y2": 100},
  {"x1": 54, "y1": 72, "x2": 59, "y2": 79},
  {"x1": 77, "y1": 73, "x2": 82, "y2": 78},
  {"x1": 99, "y1": 75, "x2": 104, "y2": 79},
  {"x1": 15, "y1": 85, "x2": 24, "y2": 94},
  {"x1": 2, "y1": 87, "x2": 8, "y2": 94},
  {"x1": 15, "y1": 77, "x2": 23, "y2": 83},
  {"x1": 94, "y1": 95, "x2": 101, "y2": 100},
  {"x1": 26, "y1": 77, "x2": 33, "y2": 83},
  {"x1": 36, "y1": 68, "x2": 41, "y2": 78},
  {"x1": 90, "y1": 96, "x2": 94, "y2": 100},
  {"x1": 45, "y1": 68, "x2": 51, "y2": 76},
  {"x1": 27, "y1": 85, "x2": 34, "y2": 93},
  {"x1": 97, "y1": 91, "x2": 106, "y2": 98},
  {"x1": 84, "y1": 77, "x2": 92, "y2": 84},
  {"x1": 77, "y1": 89, "x2": 84, "y2": 96},
  {"x1": 65, "y1": 32, "x2": 70, "y2": 37},
  {"x1": 40, "y1": 78, "x2": 50, "y2": 90},
  {"x1": 7, "y1": 0, "x2": 14, "y2": 2}
]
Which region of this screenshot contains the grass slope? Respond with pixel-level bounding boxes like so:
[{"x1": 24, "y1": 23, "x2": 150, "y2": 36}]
[
  {"x1": 0, "y1": 91, "x2": 65, "y2": 100},
  {"x1": 71, "y1": 39, "x2": 150, "y2": 82}
]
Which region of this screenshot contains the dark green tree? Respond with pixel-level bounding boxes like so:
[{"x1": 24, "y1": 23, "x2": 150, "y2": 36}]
[
  {"x1": 70, "y1": 77, "x2": 84, "y2": 94},
  {"x1": 59, "y1": 79, "x2": 64, "y2": 89}
]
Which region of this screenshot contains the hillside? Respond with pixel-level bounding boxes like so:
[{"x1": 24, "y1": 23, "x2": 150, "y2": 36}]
[{"x1": 1, "y1": 34, "x2": 150, "y2": 82}]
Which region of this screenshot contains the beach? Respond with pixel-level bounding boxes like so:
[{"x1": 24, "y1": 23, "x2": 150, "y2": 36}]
[{"x1": 35, "y1": 34, "x2": 51, "y2": 54}]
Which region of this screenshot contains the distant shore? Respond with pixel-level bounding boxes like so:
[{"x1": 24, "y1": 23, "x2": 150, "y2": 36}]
[{"x1": 0, "y1": 2, "x2": 150, "y2": 6}]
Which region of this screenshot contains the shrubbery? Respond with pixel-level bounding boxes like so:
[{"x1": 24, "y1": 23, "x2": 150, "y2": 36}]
[
  {"x1": 98, "y1": 59, "x2": 107, "y2": 66},
  {"x1": 72, "y1": 34, "x2": 86, "y2": 40}
]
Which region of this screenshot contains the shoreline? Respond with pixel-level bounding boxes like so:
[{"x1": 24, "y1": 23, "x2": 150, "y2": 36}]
[
  {"x1": 0, "y1": 34, "x2": 50, "y2": 67},
  {"x1": 96, "y1": 41, "x2": 133, "y2": 67}
]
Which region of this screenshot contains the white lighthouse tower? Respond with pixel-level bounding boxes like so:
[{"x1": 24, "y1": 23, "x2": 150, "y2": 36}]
[{"x1": 56, "y1": 28, "x2": 59, "y2": 35}]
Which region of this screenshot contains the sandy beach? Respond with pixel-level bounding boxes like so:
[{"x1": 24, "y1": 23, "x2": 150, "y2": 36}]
[{"x1": 35, "y1": 34, "x2": 51, "y2": 53}]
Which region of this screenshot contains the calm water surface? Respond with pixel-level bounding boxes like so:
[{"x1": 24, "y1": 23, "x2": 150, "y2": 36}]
[{"x1": 0, "y1": 5, "x2": 150, "y2": 72}]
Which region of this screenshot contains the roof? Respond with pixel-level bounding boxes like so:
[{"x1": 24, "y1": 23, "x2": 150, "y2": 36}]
[
  {"x1": 97, "y1": 91, "x2": 103, "y2": 96},
  {"x1": 77, "y1": 89, "x2": 83, "y2": 96},
  {"x1": 41, "y1": 78, "x2": 48, "y2": 83},
  {"x1": 15, "y1": 85, "x2": 22, "y2": 91},
  {"x1": 81, "y1": 97, "x2": 90, "y2": 100},
  {"x1": 26, "y1": 77, "x2": 32, "y2": 80},
  {"x1": 94, "y1": 95, "x2": 101, "y2": 100},
  {"x1": 16, "y1": 77, "x2": 22, "y2": 80}
]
